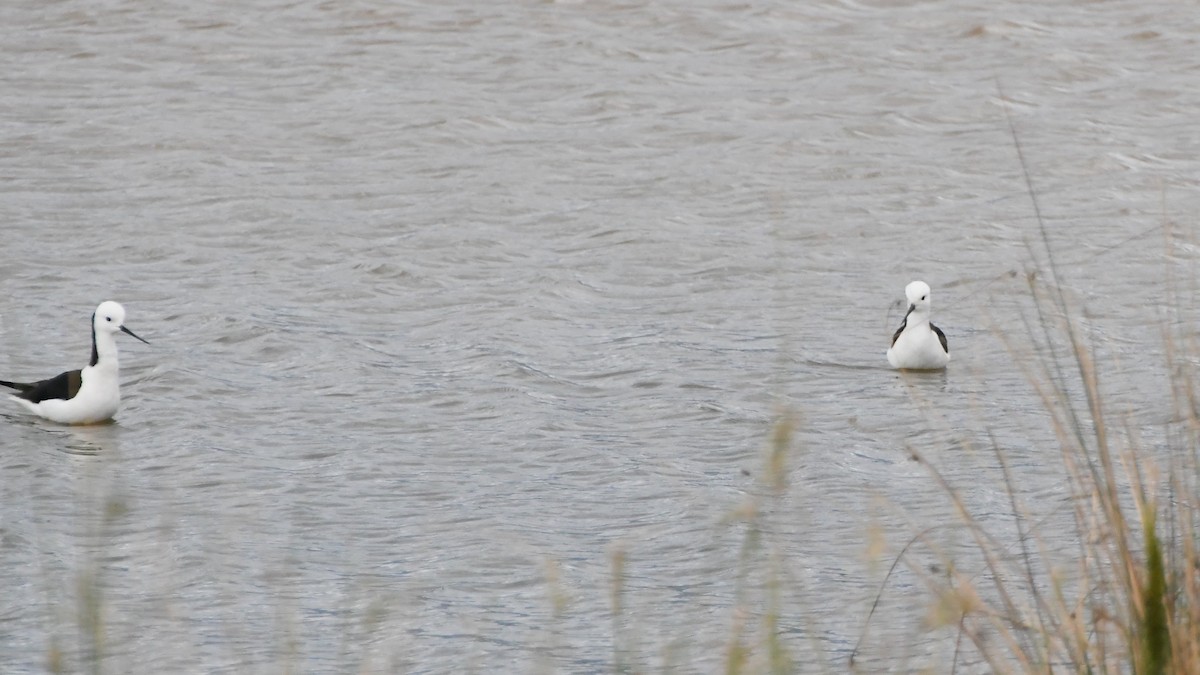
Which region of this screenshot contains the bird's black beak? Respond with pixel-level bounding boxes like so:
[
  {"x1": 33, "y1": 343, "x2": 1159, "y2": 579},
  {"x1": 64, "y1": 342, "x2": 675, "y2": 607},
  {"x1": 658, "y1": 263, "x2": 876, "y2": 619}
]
[{"x1": 121, "y1": 325, "x2": 150, "y2": 344}]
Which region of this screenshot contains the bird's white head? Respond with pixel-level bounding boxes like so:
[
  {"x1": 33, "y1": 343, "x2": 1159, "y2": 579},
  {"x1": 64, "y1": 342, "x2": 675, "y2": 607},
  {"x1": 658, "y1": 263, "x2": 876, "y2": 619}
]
[
  {"x1": 904, "y1": 280, "x2": 933, "y2": 319},
  {"x1": 93, "y1": 301, "x2": 149, "y2": 343}
]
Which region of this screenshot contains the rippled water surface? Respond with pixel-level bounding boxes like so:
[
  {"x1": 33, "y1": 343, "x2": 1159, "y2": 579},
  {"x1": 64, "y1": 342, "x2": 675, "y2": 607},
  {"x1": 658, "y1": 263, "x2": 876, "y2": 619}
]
[{"x1": 3, "y1": 0, "x2": 1200, "y2": 672}]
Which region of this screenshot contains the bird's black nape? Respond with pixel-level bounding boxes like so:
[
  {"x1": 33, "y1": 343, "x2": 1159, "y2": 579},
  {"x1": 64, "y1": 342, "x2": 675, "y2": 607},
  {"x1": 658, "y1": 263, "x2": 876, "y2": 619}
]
[{"x1": 90, "y1": 311, "x2": 99, "y2": 367}]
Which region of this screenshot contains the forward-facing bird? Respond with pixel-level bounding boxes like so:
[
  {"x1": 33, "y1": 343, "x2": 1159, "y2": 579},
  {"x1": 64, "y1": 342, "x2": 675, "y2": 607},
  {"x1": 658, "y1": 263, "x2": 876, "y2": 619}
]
[
  {"x1": 1, "y1": 301, "x2": 149, "y2": 424},
  {"x1": 887, "y1": 281, "x2": 949, "y2": 370}
]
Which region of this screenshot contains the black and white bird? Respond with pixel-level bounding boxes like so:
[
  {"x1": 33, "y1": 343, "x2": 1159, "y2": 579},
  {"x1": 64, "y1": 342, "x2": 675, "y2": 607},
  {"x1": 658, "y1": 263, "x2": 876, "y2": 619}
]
[
  {"x1": 1, "y1": 301, "x2": 149, "y2": 424},
  {"x1": 887, "y1": 281, "x2": 949, "y2": 370}
]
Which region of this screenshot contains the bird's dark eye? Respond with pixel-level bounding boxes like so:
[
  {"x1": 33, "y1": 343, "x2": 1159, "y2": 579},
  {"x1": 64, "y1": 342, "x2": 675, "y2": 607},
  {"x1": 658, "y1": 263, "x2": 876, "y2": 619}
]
[
  {"x1": 106, "y1": 317, "x2": 112, "y2": 322},
  {"x1": 921, "y1": 295, "x2": 927, "y2": 300}
]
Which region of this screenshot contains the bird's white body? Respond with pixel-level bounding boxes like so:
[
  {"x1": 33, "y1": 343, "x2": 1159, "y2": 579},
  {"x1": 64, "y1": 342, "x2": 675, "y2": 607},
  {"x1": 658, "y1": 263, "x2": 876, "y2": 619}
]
[
  {"x1": 10, "y1": 353, "x2": 121, "y2": 425},
  {"x1": 887, "y1": 281, "x2": 950, "y2": 370},
  {"x1": 3, "y1": 301, "x2": 147, "y2": 425}
]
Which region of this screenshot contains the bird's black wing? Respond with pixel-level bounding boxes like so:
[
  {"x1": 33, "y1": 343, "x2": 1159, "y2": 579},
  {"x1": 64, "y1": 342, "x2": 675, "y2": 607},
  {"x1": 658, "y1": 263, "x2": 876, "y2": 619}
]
[
  {"x1": 890, "y1": 317, "x2": 908, "y2": 347},
  {"x1": 931, "y1": 323, "x2": 949, "y2": 354},
  {"x1": 0, "y1": 370, "x2": 82, "y2": 403}
]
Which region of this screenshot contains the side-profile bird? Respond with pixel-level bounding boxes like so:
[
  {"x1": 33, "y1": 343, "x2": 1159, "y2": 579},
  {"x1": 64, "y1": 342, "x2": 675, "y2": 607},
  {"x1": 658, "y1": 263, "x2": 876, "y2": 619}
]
[
  {"x1": 887, "y1": 281, "x2": 949, "y2": 370},
  {"x1": 1, "y1": 301, "x2": 149, "y2": 424}
]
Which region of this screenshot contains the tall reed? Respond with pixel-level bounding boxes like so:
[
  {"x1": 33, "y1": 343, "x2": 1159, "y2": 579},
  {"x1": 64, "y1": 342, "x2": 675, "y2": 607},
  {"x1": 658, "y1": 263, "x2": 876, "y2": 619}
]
[{"x1": 867, "y1": 263, "x2": 1200, "y2": 673}]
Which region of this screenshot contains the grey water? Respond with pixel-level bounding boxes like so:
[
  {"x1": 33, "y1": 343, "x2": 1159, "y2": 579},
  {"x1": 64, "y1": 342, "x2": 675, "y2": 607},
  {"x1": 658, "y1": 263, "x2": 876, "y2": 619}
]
[{"x1": 2, "y1": 0, "x2": 1200, "y2": 672}]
